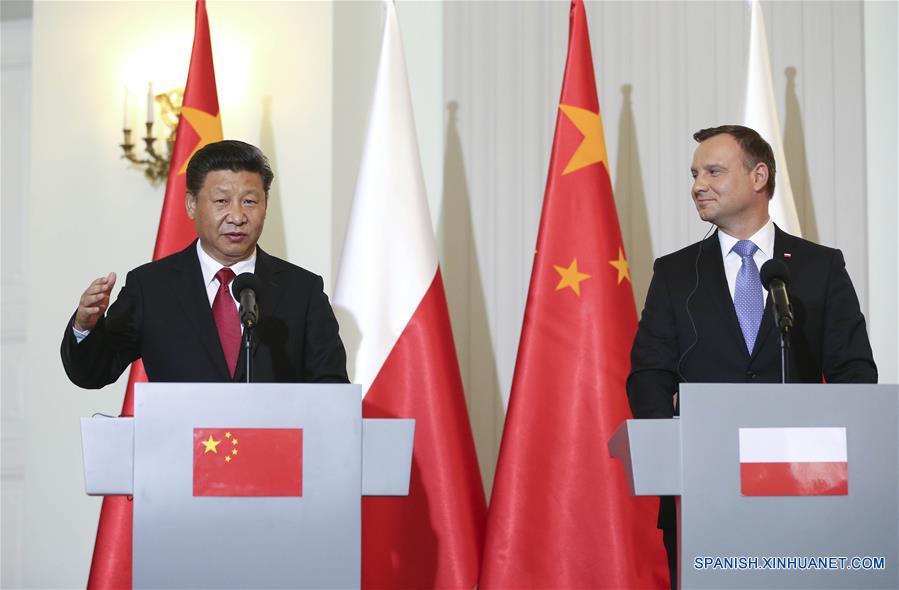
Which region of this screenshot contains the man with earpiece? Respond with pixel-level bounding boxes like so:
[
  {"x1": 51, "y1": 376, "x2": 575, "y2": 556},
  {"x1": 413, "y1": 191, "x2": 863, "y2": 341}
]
[{"x1": 626, "y1": 125, "x2": 877, "y2": 589}]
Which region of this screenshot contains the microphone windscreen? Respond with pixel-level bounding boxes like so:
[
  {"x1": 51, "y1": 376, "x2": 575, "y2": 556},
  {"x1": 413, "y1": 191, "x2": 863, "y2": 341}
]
[
  {"x1": 760, "y1": 259, "x2": 790, "y2": 289},
  {"x1": 231, "y1": 272, "x2": 261, "y2": 301}
]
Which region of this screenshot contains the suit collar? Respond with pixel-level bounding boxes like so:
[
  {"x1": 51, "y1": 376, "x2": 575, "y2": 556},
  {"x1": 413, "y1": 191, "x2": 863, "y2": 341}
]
[
  {"x1": 253, "y1": 246, "x2": 288, "y2": 319},
  {"x1": 232, "y1": 246, "x2": 289, "y2": 382},
  {"x1": 164, "y1": 242, "x2": 290, "y2": 382},
  {"x1": 700, "y1": 224, "x2": 799, "y2": 362},
  {"x1": 168, "y1": 240, "x2": 232, "y2": 380},
  {"x1": 716, "y1": 218, "x2": 776, "y2": 261},
  {"x1": 194, "y1": 240, "x2": 257, "y2": 288},
  {"x1": 750, "y1": 224, "x2": 796, "y2": 360},
  {"x1": 701, "y1": 232, "x2": 750, "y2": 357}
]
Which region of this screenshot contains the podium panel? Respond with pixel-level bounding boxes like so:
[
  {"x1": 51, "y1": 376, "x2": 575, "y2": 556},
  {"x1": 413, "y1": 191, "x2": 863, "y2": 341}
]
[
  {"x1": 133, "y1": 383, "x2": 361, "y2": 589},
  {"x1": 611, "y1": 384, "x2": 898, "y2": 589},
  {"x1": 679, "y1": 383, "x2": 897, "y2": 589}
]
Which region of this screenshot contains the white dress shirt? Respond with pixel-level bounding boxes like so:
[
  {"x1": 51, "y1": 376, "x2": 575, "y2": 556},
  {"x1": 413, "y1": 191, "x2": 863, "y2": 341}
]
[
  {"x1": 717, "y1": 218, "x2": 775, "y2": 304},
  {"x1": 195, "y1": 240, "x2": 256, "y2": 307}
]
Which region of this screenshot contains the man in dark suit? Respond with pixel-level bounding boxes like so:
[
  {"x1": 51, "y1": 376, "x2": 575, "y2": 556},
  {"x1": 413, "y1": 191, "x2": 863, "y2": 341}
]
[
  {"x1": 62, "y1": 140, "x2": 348, "y2": 387},
  {"x1": 627, "y1": 125, "x2": 877, "y2": 588}
]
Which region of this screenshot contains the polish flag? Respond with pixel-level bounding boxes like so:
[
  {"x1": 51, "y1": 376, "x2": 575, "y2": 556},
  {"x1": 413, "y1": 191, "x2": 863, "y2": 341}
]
[
  {"x1": 332, "y1": 2, "x2": 486, "y2": 587},
  {"x1": 744, "y1": 0, "x2": 802, "y2": 236},
  {"x1": 739, "y1": 427, "x2": 848, "y2": 496}
]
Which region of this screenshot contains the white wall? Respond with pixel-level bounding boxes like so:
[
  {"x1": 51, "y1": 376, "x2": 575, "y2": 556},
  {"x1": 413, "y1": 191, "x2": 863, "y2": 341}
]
[
  {"x1": 2, "y1": 17, "x2": 32, "y2": 590},
  {"x1": 864, "y1": 0, "x2": 899, "y2": 383}
]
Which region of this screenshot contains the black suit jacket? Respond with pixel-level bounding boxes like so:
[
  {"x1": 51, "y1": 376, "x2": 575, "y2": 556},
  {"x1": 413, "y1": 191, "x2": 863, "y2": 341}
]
[
  {"x1": 627, "y1": 226, "x2": 877, "y2": 528},
  {"x1": 61, "y1": 242, "x2": 349, "y2": 387}
]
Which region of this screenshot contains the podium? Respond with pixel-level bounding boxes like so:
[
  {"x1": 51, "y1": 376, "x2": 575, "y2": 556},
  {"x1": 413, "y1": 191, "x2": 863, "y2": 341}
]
[
  {"x1": 81, "y1": 383, "x2": 414, "y2": 589},
  {"x1": 610, "y1": 383, "x2": 898, "y2": 589}
]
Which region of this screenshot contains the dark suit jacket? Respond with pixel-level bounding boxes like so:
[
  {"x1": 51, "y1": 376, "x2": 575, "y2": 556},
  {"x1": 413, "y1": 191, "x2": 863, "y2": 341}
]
[
  {"x1": 61, "y1": 241, "x2": 349, "y2": 387},
  {"x1": 627, "y1": 225, "x2": 877, "y2": 528}
]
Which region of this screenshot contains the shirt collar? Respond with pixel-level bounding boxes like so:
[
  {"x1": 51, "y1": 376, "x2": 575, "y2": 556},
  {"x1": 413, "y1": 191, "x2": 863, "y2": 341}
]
[
  {"x1": 196, "y1": 240, "x2": 257, "y2": 287},
  {"x1": 718, "y1": 218, "x2": 775, "y2": 259}
]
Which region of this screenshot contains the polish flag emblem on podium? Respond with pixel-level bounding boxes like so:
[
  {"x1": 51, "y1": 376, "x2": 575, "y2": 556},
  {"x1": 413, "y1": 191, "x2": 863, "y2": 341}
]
[{"x1": 739, "y1": 427, "x2": 848, "y2": 496}]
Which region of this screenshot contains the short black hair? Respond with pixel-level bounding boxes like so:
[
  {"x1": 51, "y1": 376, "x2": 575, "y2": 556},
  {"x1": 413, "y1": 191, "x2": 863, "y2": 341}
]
[
  {"x1": 693, "y1": 125, "x2": 776, "y2": 199},
  {"x1": 185, "y1": 140, "x2": 274, "y2": 197}
]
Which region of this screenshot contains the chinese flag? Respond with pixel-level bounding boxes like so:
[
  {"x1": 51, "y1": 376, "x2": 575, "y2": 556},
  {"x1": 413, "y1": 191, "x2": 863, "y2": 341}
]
[
  {"x1": 87, "y1": 1, "x2": 223, "y2": 588},
  {"x1": 479, "y1": 1, "x2": 668, "y2": 588},
  {"x1": 193, "y1": 428, "x2": 303, "y2": 497}
]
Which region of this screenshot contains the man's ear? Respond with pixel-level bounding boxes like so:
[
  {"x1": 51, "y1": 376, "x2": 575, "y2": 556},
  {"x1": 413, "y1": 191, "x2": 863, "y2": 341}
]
[
  {"x1": 752, "y1": 162, "x2": 770, "y2": 194},
  {"x1": 185, "y1": 192, "x2": 197, "y2": 219}
]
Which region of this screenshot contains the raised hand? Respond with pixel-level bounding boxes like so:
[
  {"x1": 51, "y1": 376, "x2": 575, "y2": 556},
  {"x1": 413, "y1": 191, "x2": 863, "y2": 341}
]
[{"x1": 73, "y1": 272, "x2": 117, "y2": 332}]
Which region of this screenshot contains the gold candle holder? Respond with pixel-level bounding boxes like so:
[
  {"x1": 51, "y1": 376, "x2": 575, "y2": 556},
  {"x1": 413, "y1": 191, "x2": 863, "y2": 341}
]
[{"x1": 120, "y1": 88, "x2": 184, "y2": 186}]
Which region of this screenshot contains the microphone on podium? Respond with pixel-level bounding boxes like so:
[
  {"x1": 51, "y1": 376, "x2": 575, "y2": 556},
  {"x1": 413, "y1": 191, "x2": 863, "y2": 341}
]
[{"x1": 231, "y1": 272, "x2": 261, "y2": 329}]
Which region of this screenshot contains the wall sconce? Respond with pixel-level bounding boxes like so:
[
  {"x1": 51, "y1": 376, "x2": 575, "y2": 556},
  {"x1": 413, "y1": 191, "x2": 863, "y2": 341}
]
[{"x1": 120, "y1": 84, "x2": 184, "y2": 186}]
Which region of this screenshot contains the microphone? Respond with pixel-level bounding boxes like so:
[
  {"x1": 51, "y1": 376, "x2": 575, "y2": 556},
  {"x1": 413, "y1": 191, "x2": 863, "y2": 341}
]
[
  {"x1": 760, "y1": 259, "x2": 793, "y2": 333},
  {"x1": 231, "y1": 273, "x2": 261, "y2": 328}
]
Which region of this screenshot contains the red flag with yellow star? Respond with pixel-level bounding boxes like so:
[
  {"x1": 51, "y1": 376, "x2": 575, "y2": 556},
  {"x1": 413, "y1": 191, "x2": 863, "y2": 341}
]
[
  {"x1": 87, "y1": 1, "x2": 223, "y2": 588},
  {"x1": 480, "y1": 1, "x2": 668, "y2": 588},
  {"x1": 193, "y1": 428, "x2": 303, "y2": 497}
]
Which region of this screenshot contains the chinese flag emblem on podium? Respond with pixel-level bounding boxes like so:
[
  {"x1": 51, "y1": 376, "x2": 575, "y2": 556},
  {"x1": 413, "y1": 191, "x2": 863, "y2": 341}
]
[{"x1": 193, "y1": 428, "x2": 303, "y2": 497}]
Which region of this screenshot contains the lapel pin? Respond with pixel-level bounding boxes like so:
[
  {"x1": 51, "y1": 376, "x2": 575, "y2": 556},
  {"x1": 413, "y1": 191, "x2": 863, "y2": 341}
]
[{"x1": 784, "y1": 252, "x2": 792, "y2": 259}]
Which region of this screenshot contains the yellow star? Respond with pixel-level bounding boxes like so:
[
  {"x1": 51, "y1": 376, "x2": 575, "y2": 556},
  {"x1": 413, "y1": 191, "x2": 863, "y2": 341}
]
[
  {"x1": 232, "y1": 438, "x2": 238, "y2": 445},
  {"x1": 558, "y1": 104, "x2": 609, "y2": 176},
  {"x1": 553, "y1": 258, "x2": 592, "y2": 296},
  {"x1": 177, "y1": 106, "x2": 224, "y2": 175},
  {"x1": 609, "y1": 248, "x2": 631, "y2": 284},
  {"x1": 201, "y1": 435, "x2": 221, "y2": 454},
  {"x1": 225, "y1": 456, "x2": 231, "y2": 463},
  {"x1": 225, "y1": 432, "x2": 231, "y2": 438},
  {"x1": 232, "y1": 449, "x2": 238, "y2": 455}
]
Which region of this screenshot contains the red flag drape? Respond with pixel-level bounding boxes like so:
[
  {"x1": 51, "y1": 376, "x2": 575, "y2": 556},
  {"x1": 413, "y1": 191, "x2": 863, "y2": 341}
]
[
  {"x1": 86, "y1": 1, "x2": 222, "y2": 587},
  {"x1": 480, "y1": 1, "x2": 668, "y2": 588},
  {"x1": 361, "y1": 273, "x2": 487, "y2": 588}
]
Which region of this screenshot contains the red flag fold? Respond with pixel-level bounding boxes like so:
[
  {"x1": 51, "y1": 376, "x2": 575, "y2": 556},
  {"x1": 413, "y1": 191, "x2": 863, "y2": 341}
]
[{"x1": 480, "y1": 1, "x2": 668, "y2": 588}]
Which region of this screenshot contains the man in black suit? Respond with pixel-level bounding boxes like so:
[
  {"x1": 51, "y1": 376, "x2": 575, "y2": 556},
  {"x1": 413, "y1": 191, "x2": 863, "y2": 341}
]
[
  {"x1": 62, "y1": 140, "x2": 348, "y2": 387},
  {"x1": 627, "y1": 125, "x2": 877, "y2": 588}
]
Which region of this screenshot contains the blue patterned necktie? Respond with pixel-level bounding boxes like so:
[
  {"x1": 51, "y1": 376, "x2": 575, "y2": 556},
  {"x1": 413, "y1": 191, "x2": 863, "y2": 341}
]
[{"x1": 732, "y1": 240, "x2": 763, "y2": 353}]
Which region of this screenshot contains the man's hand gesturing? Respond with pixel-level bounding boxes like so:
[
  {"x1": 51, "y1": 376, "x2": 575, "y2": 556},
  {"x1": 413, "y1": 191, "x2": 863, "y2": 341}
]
[{"x1": 74, "y1": 272, "x2": 117, "y2": 332}]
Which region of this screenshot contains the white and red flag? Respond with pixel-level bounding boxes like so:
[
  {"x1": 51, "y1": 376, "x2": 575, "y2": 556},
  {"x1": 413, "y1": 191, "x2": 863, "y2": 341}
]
[
  {"x1": 739, "y1": 427, "x2": 848, "y2": 496},
  {"x1": 332, "y1": 2, "x2": 486, "y2": 587},
  {"x1": 744, "y1": 0, "x2": 802, "y2": 235}
]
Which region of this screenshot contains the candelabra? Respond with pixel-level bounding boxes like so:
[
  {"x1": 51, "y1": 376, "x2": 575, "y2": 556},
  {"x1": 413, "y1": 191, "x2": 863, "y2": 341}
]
[{"x1": 120, "y1": 86, "x2": 184, "y2": 186}]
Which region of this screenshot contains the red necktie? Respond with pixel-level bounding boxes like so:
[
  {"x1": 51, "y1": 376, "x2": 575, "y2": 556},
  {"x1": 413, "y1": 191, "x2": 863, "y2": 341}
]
[{"x1": 212, "y1": 267, "x2": 240, "y2": 377}]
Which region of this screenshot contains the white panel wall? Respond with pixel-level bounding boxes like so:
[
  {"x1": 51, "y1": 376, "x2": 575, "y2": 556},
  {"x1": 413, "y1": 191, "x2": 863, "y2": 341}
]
[
  {"x1": 1, "y1": 18, "x2": 31, "y2": 590},
  {"x1": 443, "y1": 0, "x2": 893, "y2": 495},
  {"x1": 864, "y1": 0, "x2": 899, "y2": 383}
]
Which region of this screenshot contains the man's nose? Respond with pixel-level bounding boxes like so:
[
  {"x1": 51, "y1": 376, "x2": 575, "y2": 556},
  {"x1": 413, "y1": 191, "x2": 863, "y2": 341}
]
[
  {"x1": 692, "y1": 176, "x2": 707, "y2": 196},
  {"x1": 227, "y1": 203, "x2": 248, "y2": 224}
]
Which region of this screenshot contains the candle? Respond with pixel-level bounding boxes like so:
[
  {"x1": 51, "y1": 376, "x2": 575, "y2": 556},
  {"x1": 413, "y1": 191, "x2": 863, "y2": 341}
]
[
  {"x1": 123, "y1": 86, "x2": 130, "y2": 131},
  {"x1": 146, "y1": 82, "x2": 154, "y2": 125}
]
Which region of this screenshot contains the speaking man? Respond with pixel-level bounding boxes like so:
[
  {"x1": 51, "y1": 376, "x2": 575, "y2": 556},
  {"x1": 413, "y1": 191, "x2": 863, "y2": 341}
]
[
  {"x1": 61, "y1": 140, "x2": 348, "y2": 386},
  {"x1": 626, "y1": 125, "x2": 877, "y2": 588}
]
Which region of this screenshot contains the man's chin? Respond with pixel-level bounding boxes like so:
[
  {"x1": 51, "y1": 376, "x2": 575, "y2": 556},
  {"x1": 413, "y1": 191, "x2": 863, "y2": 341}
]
[
  {"x1": 214, "y1": 244, "x2": 256, "y2": 264},
  {"x1": 695, "y1": 207, "x2": 717, "y2": 223}
]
